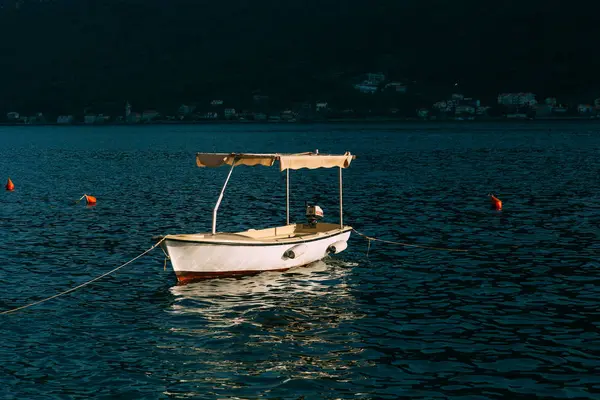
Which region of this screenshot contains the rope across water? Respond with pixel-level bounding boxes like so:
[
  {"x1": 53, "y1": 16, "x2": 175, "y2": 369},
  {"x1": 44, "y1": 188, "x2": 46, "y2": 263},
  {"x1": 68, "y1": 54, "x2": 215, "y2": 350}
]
[
  {"x1": 352, "y1": 228, "x2": 468, "y2": 253},
  {"x1": 1, "y1": 238, "x2": 165, "y2": 315},
  {"x1": 2, "y1": 230, "x2": 463, "y2": 315}
]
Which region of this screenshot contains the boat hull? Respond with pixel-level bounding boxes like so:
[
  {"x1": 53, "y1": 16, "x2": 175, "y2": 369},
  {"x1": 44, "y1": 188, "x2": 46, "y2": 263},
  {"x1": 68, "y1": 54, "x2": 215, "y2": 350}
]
[{"x1": 163, "y1": 229, "x2": 351, "y2": 283}]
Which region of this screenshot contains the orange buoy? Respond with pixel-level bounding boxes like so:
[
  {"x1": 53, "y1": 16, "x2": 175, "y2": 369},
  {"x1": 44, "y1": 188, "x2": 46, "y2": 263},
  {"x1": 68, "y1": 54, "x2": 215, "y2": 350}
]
[
  {"x1": 5, "y1": 177, "x2": 14, "y2": 191},
  {"x1": 84, "y1": 194, "x2": 97, "y2": 205},
  {"x1": 489, "y1": 194, "x2": 502, "y2": 210}
]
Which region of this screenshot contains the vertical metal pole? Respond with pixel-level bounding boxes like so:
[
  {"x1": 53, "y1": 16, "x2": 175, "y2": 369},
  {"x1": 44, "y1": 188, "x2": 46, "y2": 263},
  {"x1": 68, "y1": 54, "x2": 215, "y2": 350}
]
[
  {"x1": 339, "y1": 167, "x2": 343, "y2": 228},
  {"x1": 212, "y1": 163, "x2": 236, "y2": 235},
  {"x1": 286, "y1": 168, "x2": 290, "y2": 225}
]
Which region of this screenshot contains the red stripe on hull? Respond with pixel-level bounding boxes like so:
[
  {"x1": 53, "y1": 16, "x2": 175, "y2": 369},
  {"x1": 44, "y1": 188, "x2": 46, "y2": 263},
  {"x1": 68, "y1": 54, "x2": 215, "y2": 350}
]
[{"x1": 175, "y1": 268, "x2": 292, "y2": 284}]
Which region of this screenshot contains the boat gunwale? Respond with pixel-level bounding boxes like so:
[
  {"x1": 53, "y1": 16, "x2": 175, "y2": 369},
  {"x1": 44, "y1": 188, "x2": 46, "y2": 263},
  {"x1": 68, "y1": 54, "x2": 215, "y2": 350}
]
[{"x1": 163, "y1": 226, "x2": 352, "y2": 247}]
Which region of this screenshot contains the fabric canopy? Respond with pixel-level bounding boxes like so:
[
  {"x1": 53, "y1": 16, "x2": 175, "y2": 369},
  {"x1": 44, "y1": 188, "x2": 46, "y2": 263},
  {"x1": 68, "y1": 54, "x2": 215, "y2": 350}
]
[
  {"x1": 278, "y1": 152, "x2": 354, "y2": 171},
  {"x1": 196, "y1": 153, "x2": 277, "y2": 168},
  {"x1": 196, "y1": 152, "x2": 355, "y2": 170}
]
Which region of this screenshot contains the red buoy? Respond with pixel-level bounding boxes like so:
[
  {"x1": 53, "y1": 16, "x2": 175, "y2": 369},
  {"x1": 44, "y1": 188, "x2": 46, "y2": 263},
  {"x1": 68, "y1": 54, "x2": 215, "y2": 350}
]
[
  {"x1": 489, "y1": 194, "x2": 502, "y2": 210},
  {"x1": 5, "y1": 178, "x2": 14, "y2": 191},
  {"x1": 85, "y1": 194, "x2": 97, "y2": 205}
]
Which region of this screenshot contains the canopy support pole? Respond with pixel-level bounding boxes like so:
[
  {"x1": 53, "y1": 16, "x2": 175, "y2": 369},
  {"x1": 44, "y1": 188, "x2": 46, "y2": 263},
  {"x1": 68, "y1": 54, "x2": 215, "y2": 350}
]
[
  {"x1": 339, "y1": 167, "x2": 343, "y2": 228},
  {"x1": 286, "y1": 169, "x2": 290, "y2": 225},
  {"x1": 212, "y1": 163, "x2": 235, "y2": 235}
]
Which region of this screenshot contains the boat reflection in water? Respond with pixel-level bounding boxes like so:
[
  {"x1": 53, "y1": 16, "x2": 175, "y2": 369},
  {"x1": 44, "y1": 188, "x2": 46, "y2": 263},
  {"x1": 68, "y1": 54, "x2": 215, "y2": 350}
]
[
  {"x1": 168, "y1": 259, "x2": 360, "y2": 332},
  {"x1": 161, "y1": 255, "x2": 365, "y2": 397}
]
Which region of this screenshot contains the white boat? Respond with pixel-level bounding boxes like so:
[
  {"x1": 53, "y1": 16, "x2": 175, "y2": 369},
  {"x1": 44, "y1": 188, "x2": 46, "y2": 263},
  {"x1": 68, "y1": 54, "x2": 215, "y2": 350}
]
[{"x1": 159, "y1": 151, "x2": 356, "y2": 284}]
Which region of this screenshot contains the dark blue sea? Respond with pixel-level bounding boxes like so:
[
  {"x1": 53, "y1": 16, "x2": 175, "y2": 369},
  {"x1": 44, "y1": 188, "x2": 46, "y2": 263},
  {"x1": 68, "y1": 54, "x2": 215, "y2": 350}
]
[{"x1": 1, "y1": 123, "x2": 600, "y2": 399}]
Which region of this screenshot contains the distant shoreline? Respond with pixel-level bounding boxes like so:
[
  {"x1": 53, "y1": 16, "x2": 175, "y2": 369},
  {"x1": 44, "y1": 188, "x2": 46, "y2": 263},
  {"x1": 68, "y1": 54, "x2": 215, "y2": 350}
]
[{"x1": 0, "y1": 116, "x2": 598, "y2": 127}]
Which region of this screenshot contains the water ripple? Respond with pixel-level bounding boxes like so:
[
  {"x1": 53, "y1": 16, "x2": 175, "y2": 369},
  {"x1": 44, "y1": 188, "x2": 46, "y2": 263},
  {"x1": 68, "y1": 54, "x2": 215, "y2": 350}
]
[{"x1": 1, "y1": 124, "x2": 600, "y2": 398}]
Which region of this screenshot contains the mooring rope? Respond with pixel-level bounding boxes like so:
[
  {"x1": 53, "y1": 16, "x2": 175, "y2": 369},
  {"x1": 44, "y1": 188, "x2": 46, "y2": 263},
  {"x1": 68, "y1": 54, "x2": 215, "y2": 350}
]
[
  {"x1": 352, "y1": 228, "x2": 468, "y2": 253},
  {"x1": 1, "y1": 238, "x2": 165, "y2": 315}
]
